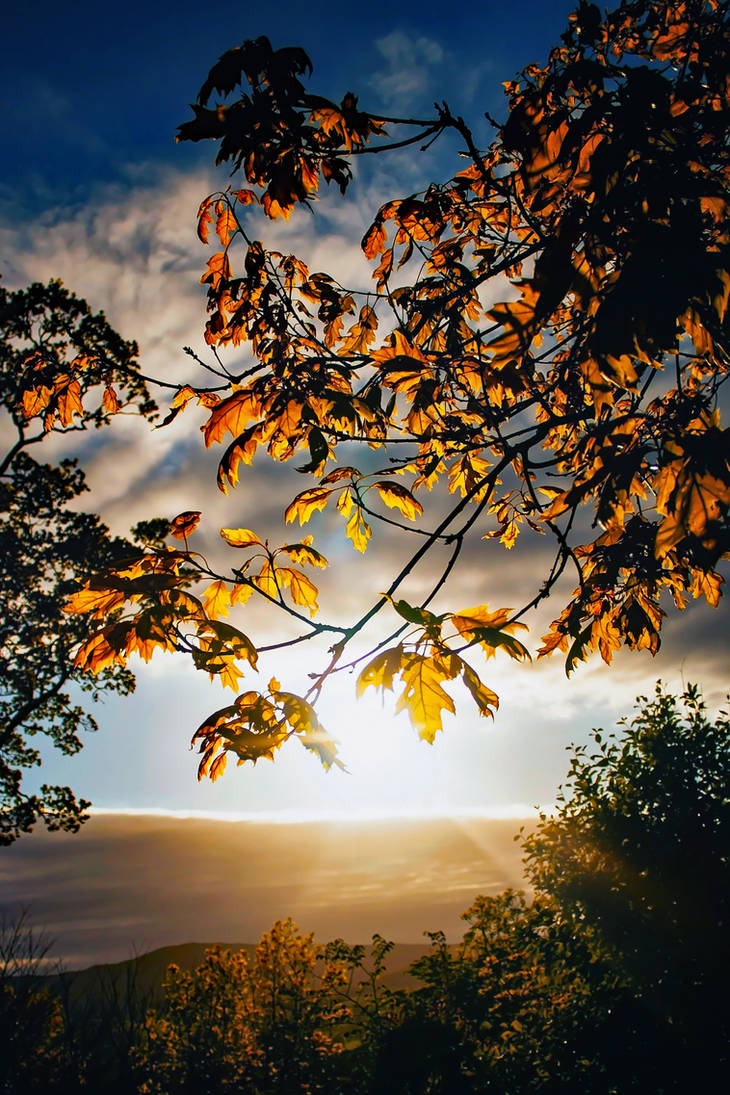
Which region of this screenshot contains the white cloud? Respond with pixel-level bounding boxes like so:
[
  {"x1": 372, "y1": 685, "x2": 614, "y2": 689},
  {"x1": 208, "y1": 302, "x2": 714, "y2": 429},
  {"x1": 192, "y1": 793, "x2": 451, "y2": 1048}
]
[{"x1": 370, "y1": 31, "x2": 445, "y2": 109}]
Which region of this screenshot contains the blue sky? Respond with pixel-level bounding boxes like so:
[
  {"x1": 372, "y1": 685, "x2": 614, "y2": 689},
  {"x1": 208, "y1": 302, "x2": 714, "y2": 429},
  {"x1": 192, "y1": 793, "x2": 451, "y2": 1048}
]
[{"x1": 2, "y1": 0, "x2": 728, "y2": 824}]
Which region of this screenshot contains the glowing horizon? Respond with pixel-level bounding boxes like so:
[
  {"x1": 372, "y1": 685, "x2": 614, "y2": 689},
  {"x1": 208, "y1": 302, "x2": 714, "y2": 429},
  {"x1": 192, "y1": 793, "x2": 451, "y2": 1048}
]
[{"x1": 88, "y1": 803, "x2": 544, "y2": 824}]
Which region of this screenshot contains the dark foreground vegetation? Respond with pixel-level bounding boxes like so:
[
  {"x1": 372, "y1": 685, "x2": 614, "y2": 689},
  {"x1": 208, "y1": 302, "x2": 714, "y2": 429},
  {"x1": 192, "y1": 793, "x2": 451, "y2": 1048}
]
[{"x1": 2, "y1": 685, "x2": 729, "y2": 1093}]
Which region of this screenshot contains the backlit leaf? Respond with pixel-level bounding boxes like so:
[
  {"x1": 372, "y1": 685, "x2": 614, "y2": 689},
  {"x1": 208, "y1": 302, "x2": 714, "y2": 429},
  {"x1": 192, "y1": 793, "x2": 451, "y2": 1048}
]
[
  {"x1": 220, "y1": 527, "x2": 263, "y2": 548},
  {"x1": 203, "y1": 579, "x2": 232, "y2": 618},
  {"x1": 170, "y1": 511, "x2": 202, "y2": 540},
  {"x1": 373, "y1": 481, "x2": 423, "y2": 521}
]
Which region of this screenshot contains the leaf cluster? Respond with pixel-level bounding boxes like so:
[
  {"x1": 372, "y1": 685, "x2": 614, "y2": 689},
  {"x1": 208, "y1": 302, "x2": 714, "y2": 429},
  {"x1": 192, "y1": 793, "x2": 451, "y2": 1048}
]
[{"x1": 69, "y1": 0, "x2": 730, "y2": 773}]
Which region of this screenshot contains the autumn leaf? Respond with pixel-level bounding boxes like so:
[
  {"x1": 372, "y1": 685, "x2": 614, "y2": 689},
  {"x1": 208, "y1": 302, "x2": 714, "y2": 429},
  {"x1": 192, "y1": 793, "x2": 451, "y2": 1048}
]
[
  {"x1": 451, "y1": 605, "x2": 530, "y2": 661},
  {"x1": 280, "y1": 539, "x2": 328, "y2": 568},
  {"x1": 220, "y1": 527, "x2": 263, "y2": 548},
  {"x1": 277, "y1": 566, "x2": 319, "y2": 616},
  {"x1": 284, "y1": 487, "x2": 332, "y2": 525},
  {"x1": 65, "y1": 586, "x2": 126, "y2": 618},
  {"x1": 459, "y1": 660, "x2": 500, "y2": 718},
  {"x1": 357, "y1": 646, "x2": 404, "y2": 696},
  {"x1": 74, "y1": 627, "x2": 128, "y2": 674},
  {"x1": 21, "y1": 385, "x2": 52, "y2": 418},
  {"x1": 170, "y1": 511, "x2": 202, "y2": 540},
  {"x1": 395, "y1": 652, "x2": 458, "y2": 743},
  {"x1": 102, "y1": 385, "x2": 120, "y2": 414},
  {"x1": 197, "y1": 196, "x2": 214, "y2": 243},
  {"x1": 216, "y1": 204, "x2": 238, "y2": 247},
  {"x1": 203, "y1": 390, "x2": 259, "y2": 447},
  {"x1": 56, "y1": 379, "x2": 83, "y2": 426},
  {"x1": 362, "y1": 219, "x2": 387, "y2": 259},
  {"x1": 373, "y1": 481, "x2": 423, "y2": 521},
  {"x1": 203, "y1": 579, "x2": 232, "y2": 618},
  {"x1": 345, "y1": 506, "x2": 371, "y2": 552},
  {"x1": 209, "y1": 752, "x2": 228, "y2": 781}
]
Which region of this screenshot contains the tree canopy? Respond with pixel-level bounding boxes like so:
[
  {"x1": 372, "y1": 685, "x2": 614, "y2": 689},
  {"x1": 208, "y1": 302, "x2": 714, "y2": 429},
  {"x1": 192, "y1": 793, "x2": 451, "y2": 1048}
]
[
  {"x1": 65, "y1": 0, "x2": 729, "y2": 777},
  {"x1": 0, "y1": 280, "x2": 160, "y2": 842}
]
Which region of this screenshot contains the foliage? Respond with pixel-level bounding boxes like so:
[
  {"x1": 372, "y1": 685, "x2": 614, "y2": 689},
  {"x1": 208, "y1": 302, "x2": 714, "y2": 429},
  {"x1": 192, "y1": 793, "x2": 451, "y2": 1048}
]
[
  {"x1": 0, "y1": 280, "x2": 160, "y2": 843},
  {"x1": 138, "y1": 919, "x2": 358, "y2": 1094},
  {"x1": 0, "y1": 911, "x2": 69, "y2": 1093},
  {"x1": 522, "y1": 681, "x2": 730, "y2": 1087},
  {"x1": 69, "y1": 1, "x2": 730, "y2": 771},
  {"x1": 2, "y1": 686, "x2": 729, "y2": 1090}
]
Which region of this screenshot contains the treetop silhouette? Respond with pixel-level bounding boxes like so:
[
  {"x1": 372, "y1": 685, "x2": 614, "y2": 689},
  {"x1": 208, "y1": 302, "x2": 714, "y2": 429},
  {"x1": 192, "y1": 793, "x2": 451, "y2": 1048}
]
[
  {"x1": 66, "y1": 0, "x2": 729, "y2": 777},
  {"x1": 0, "y1": 281, "x2": 160, "y2": 842}
]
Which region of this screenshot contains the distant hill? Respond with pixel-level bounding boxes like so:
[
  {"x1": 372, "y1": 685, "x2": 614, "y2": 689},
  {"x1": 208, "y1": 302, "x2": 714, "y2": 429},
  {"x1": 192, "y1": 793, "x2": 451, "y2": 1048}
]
[{"x1": 35, "y1": 939, "x2": 434, "y2": 1012}]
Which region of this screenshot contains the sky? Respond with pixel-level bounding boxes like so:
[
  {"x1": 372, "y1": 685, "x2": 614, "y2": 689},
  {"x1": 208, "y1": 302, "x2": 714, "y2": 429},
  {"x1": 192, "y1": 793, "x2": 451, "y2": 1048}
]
[{"x1": 1, "y1": 0, "x2": 728, "y2": 856}]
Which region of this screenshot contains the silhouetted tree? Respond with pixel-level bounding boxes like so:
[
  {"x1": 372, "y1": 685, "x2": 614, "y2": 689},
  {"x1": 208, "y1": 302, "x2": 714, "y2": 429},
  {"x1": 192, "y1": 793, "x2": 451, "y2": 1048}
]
[
  {"x1": 523, "y1": 682, "x2": 730, "y2": 1089},
  {"x1": 0, "y1": 280, "x2": 160, "y2": 842}
]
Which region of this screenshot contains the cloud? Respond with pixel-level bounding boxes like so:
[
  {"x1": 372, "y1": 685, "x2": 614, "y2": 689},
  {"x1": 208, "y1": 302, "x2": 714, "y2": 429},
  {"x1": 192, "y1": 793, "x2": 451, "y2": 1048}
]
[
  {"x1": 0, "y1": 813, "x2": 528, "y2": 966},
  {"x1": 369, "y1": 31, "x2": 445, "y2": 110}
]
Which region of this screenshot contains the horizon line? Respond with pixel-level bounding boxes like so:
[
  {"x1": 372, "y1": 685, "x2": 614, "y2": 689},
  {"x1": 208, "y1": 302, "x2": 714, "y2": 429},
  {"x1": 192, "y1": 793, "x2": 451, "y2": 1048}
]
[{"x1": 88, "y1": 804, "x2": 546, "y2": 824}]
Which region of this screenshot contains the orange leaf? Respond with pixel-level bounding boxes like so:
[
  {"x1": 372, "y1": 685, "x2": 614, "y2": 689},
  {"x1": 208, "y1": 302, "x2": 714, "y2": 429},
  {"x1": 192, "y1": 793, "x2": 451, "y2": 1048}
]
[
  {"x1": 102, "y1": 385, "x2": 120, "y2": 414},
  {"x1": 57, "y1": 379, "x2": 83, "y2": 426},
  {"x1": 170, "y1": 511, "x2": 202, "y2": 540},
  {"x1": 216, "y1": 205, "x2": 238, "y2": 248},
  {"x1": 362, "y1": 220, "x2": 387, "y2": 259}
]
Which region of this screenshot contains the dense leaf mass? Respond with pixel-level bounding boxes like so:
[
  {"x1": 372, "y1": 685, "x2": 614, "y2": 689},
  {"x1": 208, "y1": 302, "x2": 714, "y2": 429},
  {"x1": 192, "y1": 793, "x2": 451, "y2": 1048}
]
[
  {"x1": 70, "y1": 0, "x2": 729, "y2": 773},
  {"x1": 0, "y1": 281, "x2": 159, "y2": 842}
]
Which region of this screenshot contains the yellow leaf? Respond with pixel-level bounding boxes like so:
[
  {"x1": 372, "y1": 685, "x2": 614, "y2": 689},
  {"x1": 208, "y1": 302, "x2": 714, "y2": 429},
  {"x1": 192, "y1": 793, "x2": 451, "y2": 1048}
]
[
  {"x1": 172, "y1": 385, "x2": 196, "y2": 409},
  {"x1": 336, "y1": 487, "x2": 354, "y2": 518},
  {"x1": 690, "y1": 568, "x2": 724, "y2": 607},
  {"x1": 209, "y1": 752, "x2": 228, "y2": 782},
  {"x1": 357, "y1": 646, "x2": 404, "y2": 696},
  {"x1": 284, "y1": 487, "x2": 332, "y2": 524},
  {"x1": 280, "y1": 541, "x2": 328, "y2": 567},
  {"x1": 74, "y1": 628, "x2": 126, "y2": 674},
  {"x1": 254, "y1": 560, "x2": 280, "y2": 599},
  {"x1": 655, "y1": 468, "x2": 730, "y2": 558},
  {"x1": 277, "y1": 567, "x2": 319, "y2": 616},
  {"x1": 220, "y1": 527, "x2": 263, "y2": 548},
  {"x1": 374, "y1": 481, "x2": 423, "y2": 521},
  {"x1": 203, "y1": 389, "x2": 259, "y2": 447},
  {"x1": 451, "y1": 605, "x2": 530, "y2": 661},
  {"x1": 231, "y1": 582, "x2": 254, "y2": 606},
  {"x1": 362, "y1": 220, "x2": 387, "y2": 259},
  {"x1": 203, "y1": 580, "x2": 232, "y2": 618},
  {"x1": 341, "y1": 306, "x2": 378, "y2": 355},
  {"x1": 395, "y1": 653, "x2": 456, "y2": 743},
  {"x1": 346, "y1": 507, "x2": 371, "y2": 552},
  {"x1": 200, "y1": 250, "x2": 231, "y2": 290},
  {"x1": 460, "y1": 661, "x2": 499, "y2": 718}
]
